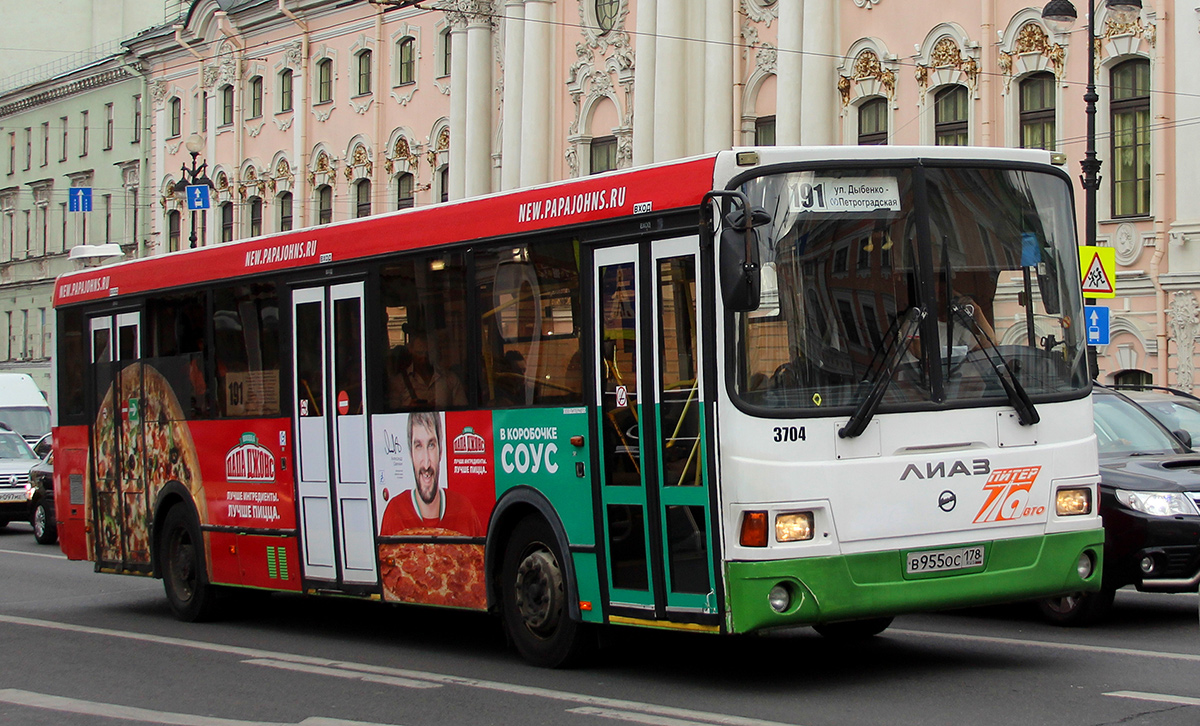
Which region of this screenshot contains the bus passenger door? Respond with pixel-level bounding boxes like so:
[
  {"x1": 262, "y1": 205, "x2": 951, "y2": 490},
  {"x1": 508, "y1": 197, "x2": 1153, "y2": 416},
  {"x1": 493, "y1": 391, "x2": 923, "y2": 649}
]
[
  {"x1": 594, "y1": 239, "x2": 715, "y2": 622},
  {"x1": 291, "y1": 283, "x2": 377, "y2": 587}
]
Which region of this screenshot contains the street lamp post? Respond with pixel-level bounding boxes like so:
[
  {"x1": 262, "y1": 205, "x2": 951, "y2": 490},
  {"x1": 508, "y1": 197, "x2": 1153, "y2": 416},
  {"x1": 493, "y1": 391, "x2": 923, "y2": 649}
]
[
  {"x1": 172, "y1": 133, "x2": 213, "y2": 249},
  {"x1": 1041, "y1": 0, "x2": 1142, "y2": 377}
]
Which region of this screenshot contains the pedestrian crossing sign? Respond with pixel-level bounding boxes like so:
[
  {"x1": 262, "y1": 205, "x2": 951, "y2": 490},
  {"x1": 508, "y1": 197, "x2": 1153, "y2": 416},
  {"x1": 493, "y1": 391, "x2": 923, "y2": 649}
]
[{"x1": 1078, "y1": 245, "x2": 1116, "y2": 298}]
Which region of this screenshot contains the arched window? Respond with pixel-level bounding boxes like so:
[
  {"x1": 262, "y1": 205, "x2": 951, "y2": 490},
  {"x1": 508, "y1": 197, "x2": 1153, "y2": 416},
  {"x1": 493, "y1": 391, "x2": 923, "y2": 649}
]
[
  {"x1": 316, "y1": 58, "x2": 333, "y2": 104},
  {"x1": 317, "y1": 184, "x2": 332, "y2": 224},
  {"x1": 355, "y1": 179, "x2": 371, "y2": 218},
  {"x1": 220, "y1": 201, "x2": 234, "y2": 243},
  {"x1": 397, "y1": 38, "x2": 416, "y2": 85},
  {"x1": 219, "y1": 85, "x2": 234, "y2": 126},
  {"x1": 934, "y1": 85, "x2": 968, "y2": 146},
  {"x1": 277, "y1": 191, "x2": 293, "y2": 231},
  {"x1": 857, "y1": 97, "x2": 887, "y2": 145},
  {"x1": 279, "y1": 69, "x2": 294, "y2": 112},
  {"x1": 596, "y1": 0, "x2": 619, "y2": 33},
  {"x1": 1019, "y1": 72, "x2": 1055, "y2": 150},
  {"x1": 248, "y1": 196, "x2": 263, "y2": 237},
  {"x1": 167, "y1": 209, "x2": 181, "y2": 252},
  {"x1": 248, "y1": 76, "x2": 263, "y2": 119},
  {"x1": 357, "y1": 50, "x2": 373, "y2": 96},
  {"x1": 1112, "y1": 369, "x2": 1152, "y2": 388},
  {"x1": 755, "y1": 116, "x2": 776, "y2": 146},
  {"x1": 396, "y1": 172, "x2": 415, "y2": 209},
  {"x1": 590, "y1": 136, "x2": 617, "y2": 174},
  {"x1": 440, "y1": 29, "x2": 452, "y2": 76},
  {"x1": 1111, "y1": 58, "x2": 1151, "y2": 218},
  {"x1": 169, "y1": 98, "x2": 182, "y2": 138}
]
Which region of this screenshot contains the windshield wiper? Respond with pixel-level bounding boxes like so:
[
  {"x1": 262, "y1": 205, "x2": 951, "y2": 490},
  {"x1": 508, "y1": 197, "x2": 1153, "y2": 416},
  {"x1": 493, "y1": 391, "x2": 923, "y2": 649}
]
[
  {"x1": 839, "y1": 306, "x2": 925, "y2": 439},
  {"x1": 949, "y1": 304, "x2": 1040, "y2": 426}
]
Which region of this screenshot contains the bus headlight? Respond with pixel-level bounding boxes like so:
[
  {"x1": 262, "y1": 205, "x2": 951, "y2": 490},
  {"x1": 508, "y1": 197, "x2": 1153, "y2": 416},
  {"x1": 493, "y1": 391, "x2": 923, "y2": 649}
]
[
  {"x1": 1055, "y1": 487, "x2": 1092, "y2": 516},
  {"x1": 775, "y1": 512, "x2": 814, "y2": 542}
]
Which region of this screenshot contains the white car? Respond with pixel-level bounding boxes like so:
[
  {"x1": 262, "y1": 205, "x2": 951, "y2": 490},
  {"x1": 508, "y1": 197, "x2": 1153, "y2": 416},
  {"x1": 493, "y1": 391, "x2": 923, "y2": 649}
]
[{"x1": 0, "y1": 424, "x2": 39, "y2": 529}]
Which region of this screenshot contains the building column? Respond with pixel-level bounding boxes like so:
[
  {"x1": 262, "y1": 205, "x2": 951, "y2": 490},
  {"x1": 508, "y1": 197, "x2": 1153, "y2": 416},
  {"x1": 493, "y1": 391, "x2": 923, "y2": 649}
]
[
  {"x1": 653, "y1": 0, "x2": 685, "y2": 161},
  {"x1": 500, "y1": 0, "x2": 525, "y2": 189},
  {"x1": 464, "y1": 9, "x2": 493, "y2": 198},
  {"x1": 776, "y1": 0, "x2": 803, "y2": 145},
  {"x1": 520, "y1": 0, "x2": 554, "y2": 187},
  {"x1": 800, "y1": 0, "x2": 835, "y2": 145},
  {"x1": 448, "y1": 15, "x2": 469, "y2": 200},
  {"x1": 632, "y1": 0, "x2": 657, "y2": 165},
  {"x1": 703, "y1": 0, "x2": 734, "y2": 152}
]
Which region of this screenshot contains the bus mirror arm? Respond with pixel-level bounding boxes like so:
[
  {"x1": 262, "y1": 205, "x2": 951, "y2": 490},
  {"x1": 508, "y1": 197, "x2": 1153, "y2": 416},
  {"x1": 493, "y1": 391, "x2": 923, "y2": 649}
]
[{"x1": 703, "y1": 191, "x2": 771, "y2": 314}]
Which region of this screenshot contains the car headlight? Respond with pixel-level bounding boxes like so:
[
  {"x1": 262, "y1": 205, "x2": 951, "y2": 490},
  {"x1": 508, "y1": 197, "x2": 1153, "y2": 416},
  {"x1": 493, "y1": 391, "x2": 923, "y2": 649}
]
[{"x1": 1115, "y1": 489, "x2": 1200, "y2": 517}]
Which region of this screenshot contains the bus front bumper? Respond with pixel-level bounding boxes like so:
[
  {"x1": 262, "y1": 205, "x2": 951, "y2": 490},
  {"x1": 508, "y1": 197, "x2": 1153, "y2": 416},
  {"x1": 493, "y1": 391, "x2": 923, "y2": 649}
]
[{"x1": 724, "y1": 529, "x2": 1104, "y2": 634}]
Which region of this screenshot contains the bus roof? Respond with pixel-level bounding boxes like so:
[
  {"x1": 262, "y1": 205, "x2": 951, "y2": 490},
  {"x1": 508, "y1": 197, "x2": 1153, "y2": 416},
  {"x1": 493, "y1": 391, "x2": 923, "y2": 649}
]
[{"x1": 54, "y1": 153, "x2": 720, "y2": 306}]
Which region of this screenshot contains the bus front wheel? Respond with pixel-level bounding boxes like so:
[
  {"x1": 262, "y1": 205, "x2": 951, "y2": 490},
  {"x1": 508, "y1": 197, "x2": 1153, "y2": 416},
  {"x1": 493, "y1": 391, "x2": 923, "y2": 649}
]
[
  {"x1": 500, "y1": 517, "x2": 593, "y2": 667},
  {"x1": 159, "y1": 505, "x2": 218, "y2": 622}
]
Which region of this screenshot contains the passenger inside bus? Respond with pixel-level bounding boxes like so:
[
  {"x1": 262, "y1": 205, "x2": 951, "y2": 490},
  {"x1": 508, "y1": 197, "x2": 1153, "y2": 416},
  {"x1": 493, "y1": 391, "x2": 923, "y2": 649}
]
[{"x1": 388, "y1": 329, "x2": 466, "y2": 409}]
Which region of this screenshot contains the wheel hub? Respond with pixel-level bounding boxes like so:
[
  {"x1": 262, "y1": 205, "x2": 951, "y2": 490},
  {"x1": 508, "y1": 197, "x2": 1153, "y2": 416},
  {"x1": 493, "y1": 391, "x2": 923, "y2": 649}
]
[{"x1": 514, "y1": 548, "x2": 563, "y2": 635}]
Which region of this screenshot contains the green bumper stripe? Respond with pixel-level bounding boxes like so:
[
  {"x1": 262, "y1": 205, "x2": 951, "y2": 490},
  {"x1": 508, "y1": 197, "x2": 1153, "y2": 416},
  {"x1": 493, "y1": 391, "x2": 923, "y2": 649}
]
[{"x1": 725, "y1": 530, "x2": 1104, "y2": 634}]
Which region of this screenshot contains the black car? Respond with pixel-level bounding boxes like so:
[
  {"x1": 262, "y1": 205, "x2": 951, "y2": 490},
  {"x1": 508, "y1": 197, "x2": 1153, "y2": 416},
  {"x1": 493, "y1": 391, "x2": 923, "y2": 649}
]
[
  {"x1": 0, "y1": 424, "x2": 39, "y2": 529},
  {"x1": 28, "y1": 448, "x2": 55, "y2": 545},
  {"x1": 1041, "y1": 386, "x2": 1200, "y2": 624},
  {"x1": 1119, "y1": 386, "x2": 1200, "y2": 449}
]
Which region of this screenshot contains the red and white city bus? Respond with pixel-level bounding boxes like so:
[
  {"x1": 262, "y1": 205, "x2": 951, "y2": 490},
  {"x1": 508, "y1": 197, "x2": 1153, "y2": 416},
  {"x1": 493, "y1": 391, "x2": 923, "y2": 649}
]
[{"x1": 52, "y1": 147, "x2": 1104, "y2": 666}]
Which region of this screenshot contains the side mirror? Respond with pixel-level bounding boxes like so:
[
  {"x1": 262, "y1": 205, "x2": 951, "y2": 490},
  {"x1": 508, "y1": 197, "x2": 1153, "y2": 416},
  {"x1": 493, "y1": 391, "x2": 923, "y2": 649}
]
[
  {"x1": 719, "y1": 206, "x2": 771, "y2": 313},
  {"x1": 1173, "y1": 429, "x2": 1193, "y2": 449}
]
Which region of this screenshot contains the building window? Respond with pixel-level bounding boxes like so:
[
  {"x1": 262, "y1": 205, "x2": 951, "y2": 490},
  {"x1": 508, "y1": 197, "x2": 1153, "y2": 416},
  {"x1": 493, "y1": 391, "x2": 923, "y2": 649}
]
[
  {"x1": 1019, "y1": 72, "x2": 1055, "y2": 150},
  {"x1": 9, "y1": 132, "x2": 15, "y2": 174},
  {"x1": 755, "y1": 116, "x2": 776, "y2": 146},
  {"x1": 80, "y1": 111, "x2": 88, "y2": 156},
  {"x1": 396, "y1": 172, "x2": 415, "y2": 209},
  {"x1": 590, "y1": 136, "x2": 617, "y2": 174},
  {"x1": 278, "y1": 191, "x2": 293, "y2": 231},
  {"x1": 220, "y1": 85, "x2": 234, "y2": 126},
  {"x1": 40, "y1": 122, "x2": 48, "y2": 166},
  {"x1": 397, "y1": 38, "x2": 416, "y2": 85},
  {"x1": 440, "y1": 29, "x2": 452, "y2": 76},
  {"x1": 280, "y1": 69, "x2": 293, "y2": 112},
  {"x1": 23, "y1": 127, "x2": 30, "y2": 170},
  {"x1": 104, "y1": 103, "x2": 114, "y2": 150},
  {"x1": 169, "y1": 97, "x2": 182, "y2": 137},
  {"x1": 220, "y1": 201, "x2": 233, "y2": 243},
  {"x1": 439, "y1": 166, "x2": 449, "y2": 203},
  {"x1": 596, "y1": 0, "x2": 619, "y2": 33},
  {"x1": 934, "y1": 85, "x2": 968, "y2": 146},
  {"x1": 317, "y1": 184, "x2": 332, "y2": 224},
  {"x1": 201, "y1": 91, "x2": 209, "y2": 131},
  {"x1": 317, "y1": 58, "x2": 333, "y2": 103},
  {"x1": 167, "y1": 209, "x2": 181, "y2": 252},
  {"x1": 1112, "y1": 368, "x2": 1153, "y2": 388},
  {"x1": 59, "y1": 117, "x2": 68, "y2": 161},
  {"x1": 858, "y1": 97, "x2": 888, "y2": 145},
  {"x1": 248, "y1": 76, "x2": 263, "y2": 119},
  {"x1": 133, "y1": 94, "x2": 142, "y2": 143},
  {"x1": 1111, "y1": 58, "x2": 1151, "y2": 218},
  {"x1": 248, "y1": 197, "x2": 263, "y2": 237},
  {"x1": 355, "y1": 179, "x2": 371, "y2": 218},
  {"x1": 356, "y1": 50, "x2": 372, "y2": 95}
]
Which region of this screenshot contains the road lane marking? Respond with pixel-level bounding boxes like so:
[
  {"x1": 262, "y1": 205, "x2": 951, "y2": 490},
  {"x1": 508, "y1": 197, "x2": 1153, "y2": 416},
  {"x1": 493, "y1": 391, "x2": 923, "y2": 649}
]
[
  {"x1": 569, "y1": 706, "x2": 744, "y2": 726},
  {"x1": 0, "y1": 614, "x2": 801, "y2": 726},
  {"x1": 244, "y1": 658, "x2": 441, "y2": 689},
  {"x1": 889, "y1": 628, "x2": 1200, "y2": 663},
  {"x1": 0, "y1": 688, "x2": 398, "y2": 726},
  {"x1": 0, "y1": 547, "x2": 68, "y2": 560},
  {"x1": 1105, "y1": 691, "x2": 1200, "y2": 707}
]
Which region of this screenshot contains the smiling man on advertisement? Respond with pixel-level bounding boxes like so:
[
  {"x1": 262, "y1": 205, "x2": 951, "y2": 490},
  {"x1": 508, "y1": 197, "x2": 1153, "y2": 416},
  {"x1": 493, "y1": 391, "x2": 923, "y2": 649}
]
[{"x1": 379, "y1": 411, "x2": 482, "y2": 536}]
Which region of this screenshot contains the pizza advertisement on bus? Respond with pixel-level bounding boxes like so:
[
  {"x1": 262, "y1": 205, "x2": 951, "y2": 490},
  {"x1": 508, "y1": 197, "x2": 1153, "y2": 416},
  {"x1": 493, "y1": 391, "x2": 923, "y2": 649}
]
[{"x1": 194, "y1": 424, "x2": 296, "y2": 531}]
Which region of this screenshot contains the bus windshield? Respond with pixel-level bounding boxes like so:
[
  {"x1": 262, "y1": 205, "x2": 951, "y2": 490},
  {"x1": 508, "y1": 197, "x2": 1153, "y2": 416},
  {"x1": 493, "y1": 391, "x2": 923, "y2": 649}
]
[{"x1": 734, "y1": 164, "x2": 1089, "y2": 412}]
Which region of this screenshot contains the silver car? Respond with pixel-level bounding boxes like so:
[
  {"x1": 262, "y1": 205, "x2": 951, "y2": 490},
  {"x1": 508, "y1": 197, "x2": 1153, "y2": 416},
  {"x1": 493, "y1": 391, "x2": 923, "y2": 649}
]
[{"x1": 0, "y1": 424, "x2": 39, "y2": 528}]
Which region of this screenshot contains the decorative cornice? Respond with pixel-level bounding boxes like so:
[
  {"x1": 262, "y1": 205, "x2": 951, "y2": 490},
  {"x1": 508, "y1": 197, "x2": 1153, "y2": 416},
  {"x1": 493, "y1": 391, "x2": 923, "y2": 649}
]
[{"x1": 0, "y1": 67, "x2": 131, "y2": 118}]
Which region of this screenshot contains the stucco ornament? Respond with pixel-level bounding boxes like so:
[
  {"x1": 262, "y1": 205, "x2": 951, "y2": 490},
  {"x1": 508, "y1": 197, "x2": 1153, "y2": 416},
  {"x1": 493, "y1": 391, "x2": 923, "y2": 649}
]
[
  {"x1": 1167, "y1": 291, "x2": 1200, "y2": 392},
  {"x1": 1113, "y1": 222, "x2": 1140, "y2": 266},
  {"x1": 740, "y1": 0, "x2": 778, "y2": 26},
  {"x1": 840, "y1": 49, "x2": 896, "y2": 106}
]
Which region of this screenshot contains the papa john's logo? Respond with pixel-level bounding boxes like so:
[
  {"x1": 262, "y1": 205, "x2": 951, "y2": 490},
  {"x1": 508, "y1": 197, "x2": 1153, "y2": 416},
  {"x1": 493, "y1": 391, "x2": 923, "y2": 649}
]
[
  {"x1": 973, "y1": 466, "x2": 1043, "y2": 523},
  {"x1": 225, "y1": 432, "x2": 277, "y2": 484},
  {"x1": 452, "y1": 426, "x2": 486, "y2": 455}
]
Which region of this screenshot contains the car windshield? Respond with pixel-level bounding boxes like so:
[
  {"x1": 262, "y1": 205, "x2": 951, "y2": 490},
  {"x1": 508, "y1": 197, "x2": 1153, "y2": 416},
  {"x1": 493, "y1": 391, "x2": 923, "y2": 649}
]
[
  {"x1": 0, "y1": 432, "x2": 36, "y2": 460},
  {"x1": 1136, "y1": 398, "x2": 1200, "y2": 441},
  {"x1": 733, "y1": 163, "x2": 1088, "y2": 413},
  {"x1": 0, "y1": 406, "x2": 51, "y2": 439},
  {"x1": 1093, "y1": 393, "x2": 1188, "y2": 457}
]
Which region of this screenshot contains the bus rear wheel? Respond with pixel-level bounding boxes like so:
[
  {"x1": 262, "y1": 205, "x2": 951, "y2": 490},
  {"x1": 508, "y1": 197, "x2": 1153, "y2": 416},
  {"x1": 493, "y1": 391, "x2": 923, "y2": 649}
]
[
  {"x1": 501, "y1": 517, "x2": 592, "y2": 668},
  {"x1": 814, "y1": 616, "x2": 894, "y2": 639},
  {"x1": 159, "y1": 505, "x2": 218, "y2": 622}
]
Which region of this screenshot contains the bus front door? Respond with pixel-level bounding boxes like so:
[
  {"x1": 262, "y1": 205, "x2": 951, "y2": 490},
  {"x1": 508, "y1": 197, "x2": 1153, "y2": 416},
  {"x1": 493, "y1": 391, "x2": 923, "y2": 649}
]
[
  {"x1": 594, "y1": 239, "x2": 716, "y2": 625},
  {"x1": 291, "y1": 283, "x2": 378, "y2": 588}
]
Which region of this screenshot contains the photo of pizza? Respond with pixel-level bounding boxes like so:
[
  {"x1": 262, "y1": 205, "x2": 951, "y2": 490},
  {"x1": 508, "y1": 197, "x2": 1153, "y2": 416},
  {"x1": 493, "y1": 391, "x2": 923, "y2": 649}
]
[{"x1": 378, "y1": 528, "x2": 486, "y2": 609}]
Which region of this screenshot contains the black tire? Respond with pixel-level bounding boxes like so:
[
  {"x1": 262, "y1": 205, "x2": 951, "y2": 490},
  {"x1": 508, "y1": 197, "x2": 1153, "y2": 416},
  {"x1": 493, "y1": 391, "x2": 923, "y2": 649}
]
[
  {"x1": 500, "y1": 516, "x2": 593, "y2": 667},
  {"x1": 1038, "y1": 587, "x2": 1115, "y2": 626},
  {"x1": 814, "y1": 616, "x2": 894, "y2": 640},
  {"x1": 159, "y1": 505, "x2": 218, "y2": 622},
  {"x1": 31, "y1": 501, "x2": 56, "y2": 545}
]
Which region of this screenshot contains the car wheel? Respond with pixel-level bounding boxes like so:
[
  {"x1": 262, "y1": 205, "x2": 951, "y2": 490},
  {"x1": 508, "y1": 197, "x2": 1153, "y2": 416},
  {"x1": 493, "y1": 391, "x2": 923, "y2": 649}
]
[
  {"x1": 501, "y1": 516, "x2": 594, "y2": 668},
  {"x1": 1038, "y1": 587, "x2": 1115, "y2": 626},
  {"x1": 814, "y1": 616, "x2": 894, "y2": 639},
  {"x1": 159, "y1": 505, "x2": 218, "y2": 622},
  {"x1": 31, "y1": 501, "x2": 56, "y2": 545}
]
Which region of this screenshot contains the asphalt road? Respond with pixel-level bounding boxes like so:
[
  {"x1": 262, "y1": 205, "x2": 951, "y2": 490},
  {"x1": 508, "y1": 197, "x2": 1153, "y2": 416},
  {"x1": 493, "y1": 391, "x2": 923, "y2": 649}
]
[{"x1": 1, "y1": 521, "x2": 1198, "y2": 726}]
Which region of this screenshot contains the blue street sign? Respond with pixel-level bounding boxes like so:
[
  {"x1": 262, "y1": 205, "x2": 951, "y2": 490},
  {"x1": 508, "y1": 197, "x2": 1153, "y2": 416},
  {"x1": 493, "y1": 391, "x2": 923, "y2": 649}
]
[
  {"x1": 1085, "y1": 304, "x2": 1110, "y2": 346},
  {"x1": 186, "y1": 184, "x2": 211, "y2": 211},
  {"x1": 68, "y1": 187, "x2": 92, "y2": 212}
]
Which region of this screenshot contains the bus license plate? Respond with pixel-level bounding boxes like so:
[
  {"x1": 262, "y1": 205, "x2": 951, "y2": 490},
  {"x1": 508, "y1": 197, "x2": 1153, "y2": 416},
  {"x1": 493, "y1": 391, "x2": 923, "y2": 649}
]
[
  {"x1": 0, "y1": 489, "x2": 25, "y2": 502},
  {"x1": 906, "y1": 545, "x2": 984, "y2": 574}
]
